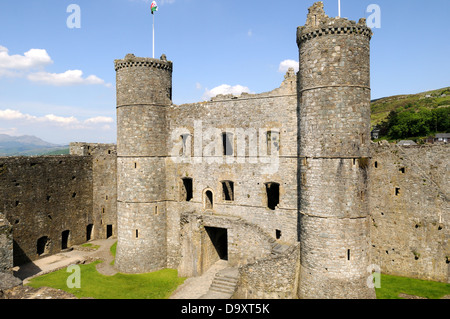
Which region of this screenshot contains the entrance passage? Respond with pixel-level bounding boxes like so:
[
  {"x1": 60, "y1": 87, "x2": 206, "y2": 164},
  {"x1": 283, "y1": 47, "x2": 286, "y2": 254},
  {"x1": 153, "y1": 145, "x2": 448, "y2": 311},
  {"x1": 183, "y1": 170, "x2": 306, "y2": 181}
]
[
  {"x1": 205, "y1": 226, "x2": 228, "y2": 260},
  {"x1": 86, "y1": 224, "x2": 93, "y2": 241},
  {"x1": 37, "y1": 236, "x2": 50, "y2": 256},
  {"x1": 106, "y1": 225, "x2": 113, "y2": 238},
  {"x1": 61, "y1": 230, "x2": 70, "y2": 250}
]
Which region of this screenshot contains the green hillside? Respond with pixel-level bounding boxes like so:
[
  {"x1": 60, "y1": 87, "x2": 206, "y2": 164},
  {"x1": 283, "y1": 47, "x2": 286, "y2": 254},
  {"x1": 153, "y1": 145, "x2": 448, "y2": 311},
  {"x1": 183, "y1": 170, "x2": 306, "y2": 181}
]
[{"x1": 371, "y1": 87, "x2": 450, "y2": 140}]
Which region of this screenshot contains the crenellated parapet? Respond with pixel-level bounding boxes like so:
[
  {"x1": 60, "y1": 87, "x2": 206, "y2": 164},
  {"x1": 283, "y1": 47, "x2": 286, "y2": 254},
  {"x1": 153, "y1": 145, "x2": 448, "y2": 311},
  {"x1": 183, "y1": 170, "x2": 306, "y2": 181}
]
[
  {"x1": 297, "y1": 1, "x2": 372, "y2": 45},
  {"x1": 114, "y1": 54, "x2": 173, "y2": 72}
]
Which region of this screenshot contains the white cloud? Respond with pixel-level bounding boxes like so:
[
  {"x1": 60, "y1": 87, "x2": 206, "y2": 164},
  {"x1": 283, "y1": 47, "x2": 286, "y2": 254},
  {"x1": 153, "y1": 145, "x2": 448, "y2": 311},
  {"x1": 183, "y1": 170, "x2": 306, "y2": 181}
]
[
  {"x1": 43, "y1": 114, "x2": 79, "y2": 125},
  {"x1": 84, "y1": 116, "x2": 114, "y2": 124},
  {"x1": 278, "y1": 59, "x2": 299, "y2": 73},
  {"x1": 27, "y1": 70, "x2": 109, "y2": 87},
  {"x1": 0, "y1": 46, "x2": 53, "y2": 70},
  {"x1": 202, "y1": 84, "x2": 253, "y2": 101},
  {"x1": 0, "y1": 45, "x2": 110, "y2": 87},
  {"x1": 247, "y1": 29, "x2": 253, "y2": 37},
  {"x1": 195, "y1": 82, "x2": 202, "y2": 90},
  {"x1": 0, "y1": 108, "x2": 114, "y2": 129},
  {"x1": 0, "y1": 109, "x2": 36, "y2": 121}
]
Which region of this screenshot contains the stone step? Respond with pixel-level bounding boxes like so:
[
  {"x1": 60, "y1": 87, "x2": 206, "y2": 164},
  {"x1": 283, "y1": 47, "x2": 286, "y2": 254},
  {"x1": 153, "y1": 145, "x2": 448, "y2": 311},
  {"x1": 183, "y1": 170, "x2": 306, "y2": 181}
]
[
  {"x1": 211, "y1": 279, "x2": 237, "y2": 288},
  {"x1": 206, "y1": 267, "x2": 239, "y2": 297}
]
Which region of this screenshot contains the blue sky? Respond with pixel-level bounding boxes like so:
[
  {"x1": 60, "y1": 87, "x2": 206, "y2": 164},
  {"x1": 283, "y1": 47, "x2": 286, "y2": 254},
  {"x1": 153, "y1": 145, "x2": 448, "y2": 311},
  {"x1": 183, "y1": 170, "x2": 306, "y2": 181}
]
[{"x1": 0, "y1": 0, "x2": 448, "y2": 144}]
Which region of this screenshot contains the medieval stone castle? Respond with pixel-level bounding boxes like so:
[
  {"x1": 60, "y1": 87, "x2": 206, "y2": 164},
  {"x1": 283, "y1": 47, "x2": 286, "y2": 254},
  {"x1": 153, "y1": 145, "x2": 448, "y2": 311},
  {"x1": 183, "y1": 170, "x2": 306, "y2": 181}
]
[{"x1": 0, "y1": 2, "x2": 448, "y2": 299}]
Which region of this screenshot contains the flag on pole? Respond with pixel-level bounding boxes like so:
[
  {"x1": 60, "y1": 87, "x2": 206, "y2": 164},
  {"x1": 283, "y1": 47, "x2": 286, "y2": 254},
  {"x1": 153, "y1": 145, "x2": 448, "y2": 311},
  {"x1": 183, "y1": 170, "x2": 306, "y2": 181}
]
[{"x1": 151, "y1": 1, "x2": 158, "y2": 14}]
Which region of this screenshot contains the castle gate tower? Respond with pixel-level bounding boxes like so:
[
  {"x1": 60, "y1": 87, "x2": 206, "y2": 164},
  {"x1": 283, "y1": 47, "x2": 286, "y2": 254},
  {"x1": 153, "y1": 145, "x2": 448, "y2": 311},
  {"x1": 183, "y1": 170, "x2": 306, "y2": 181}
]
[
  {"x1": 297, "y1": 2, "x2": 376, "y2": 298},
  {"x1": 114, "y1": 54, "x2": 172, "y2": 273}
]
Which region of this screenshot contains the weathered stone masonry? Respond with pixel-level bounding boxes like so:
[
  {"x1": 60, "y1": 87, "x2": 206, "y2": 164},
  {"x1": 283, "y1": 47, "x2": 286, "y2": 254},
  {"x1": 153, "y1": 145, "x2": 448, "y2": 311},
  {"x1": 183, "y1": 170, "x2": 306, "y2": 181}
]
[
  {"x1": 0, "y1": 2, "x2": 448, "y2": 299},
  {"x1": 0, "y1": 143, "x2": 117, "y2": 266},
  {"x1": 297, "y1": 2, "x2": 375, "y2": 299}
]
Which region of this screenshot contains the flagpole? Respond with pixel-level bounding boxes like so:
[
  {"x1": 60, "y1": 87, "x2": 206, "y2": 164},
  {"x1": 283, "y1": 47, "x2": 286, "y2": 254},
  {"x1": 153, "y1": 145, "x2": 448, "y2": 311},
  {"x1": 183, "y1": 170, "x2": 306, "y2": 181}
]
[
  {"x1": 338, "y1": 0, "x2": 341, "y2": 17},
  {"x1": 152, "y1": 13, "x2": 155, "y2": 58}
]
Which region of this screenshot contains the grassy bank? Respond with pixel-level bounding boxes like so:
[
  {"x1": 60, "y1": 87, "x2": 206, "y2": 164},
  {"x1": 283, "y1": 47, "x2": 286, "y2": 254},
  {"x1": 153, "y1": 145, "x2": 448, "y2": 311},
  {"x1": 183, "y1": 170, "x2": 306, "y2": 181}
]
[
  {"x1": 26, "y1": 241, "x2": 186, "y2": 299},
  {"x1": 375, "y1": 273, "x2": 450, "y2": 299}
]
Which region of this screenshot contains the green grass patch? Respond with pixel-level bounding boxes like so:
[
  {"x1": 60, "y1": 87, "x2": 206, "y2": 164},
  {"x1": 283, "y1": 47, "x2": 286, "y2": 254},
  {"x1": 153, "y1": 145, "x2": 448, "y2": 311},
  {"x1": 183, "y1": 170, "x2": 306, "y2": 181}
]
[
  {"x1": 81, "y1": 243, "x2": 100, "y2": 250},
  {"x1": 376, "y1": 273, "x2": 450, "y2": 299},
  {"x1": 109, "y1": 241, "x2": 117, "y2": 265},
  {"x1": 27, "y1": 261, "x2": 186, "y2": 299},
  {"x1": 27, "y1": 241, "x2": 185, "y2": 299}
]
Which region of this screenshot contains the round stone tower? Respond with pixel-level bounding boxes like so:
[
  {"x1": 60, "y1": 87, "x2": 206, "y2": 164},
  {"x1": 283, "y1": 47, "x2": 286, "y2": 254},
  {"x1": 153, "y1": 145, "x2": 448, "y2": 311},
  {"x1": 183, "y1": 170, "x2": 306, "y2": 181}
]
[
  {"x1": 297, "y1": 2, "x2": 375, "y2": 298},
  {"x1": 114, "y1": 54, "x2": 172, "y2": 273}
]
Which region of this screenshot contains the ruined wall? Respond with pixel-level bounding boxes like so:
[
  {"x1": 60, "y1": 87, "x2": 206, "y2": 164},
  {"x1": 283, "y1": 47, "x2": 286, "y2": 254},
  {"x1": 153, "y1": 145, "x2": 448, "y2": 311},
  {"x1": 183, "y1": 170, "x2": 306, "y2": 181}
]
[
  {"x1": 0, "y1": 156, "x2": 93, "y2": 265},
  {"x1": 70, "y1": 143, "x2": 117, "y2": 239},
  {"x1": 370, "y1": 142, "x2": 449, "y2": 283},
  {"x1": 166, "y1": 70, "x2": 298, "y2": 270},
  {"x1": 234, "y1": 243, "x2": 300, "y2": 299},
  {"x1": 178, "y1": 212, "x2": 276, "y2": 277},
  {"x1": 0, "y1": 213, "x2": 13, "y2": 272}
]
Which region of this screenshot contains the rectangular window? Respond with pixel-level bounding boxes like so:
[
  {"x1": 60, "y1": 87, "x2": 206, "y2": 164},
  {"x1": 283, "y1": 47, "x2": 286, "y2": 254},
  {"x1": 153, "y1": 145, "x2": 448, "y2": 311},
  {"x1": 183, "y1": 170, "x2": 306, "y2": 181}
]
[
  {"x1": 181, "y1": 178, "x2": 193, "y2": 201},
  {"x1": 265, "y1": 182, "x2": 280, "y2": 210},
  {"x1": 266, "y1": 130, "x2": 280, "y2": 155},
  {"x1": 221, "y1": 181, "x2": 234, "y2": 201},
  {"x1": 180, "y1": 134, "x2": 191, "y2": 156},
  {"x1": 222, "y1": 132, "x2": 234, "y2": 156}
]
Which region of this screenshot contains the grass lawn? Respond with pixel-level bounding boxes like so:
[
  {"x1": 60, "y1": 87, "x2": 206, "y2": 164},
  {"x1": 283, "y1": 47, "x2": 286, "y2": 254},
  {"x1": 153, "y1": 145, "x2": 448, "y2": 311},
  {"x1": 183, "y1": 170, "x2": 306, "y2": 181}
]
[
  {"x1": 27, "y1": 241, "x2": 186, "y2": 299},
  {"x1": 376, "y1": 273, "x2": 450, "y2": 299}
]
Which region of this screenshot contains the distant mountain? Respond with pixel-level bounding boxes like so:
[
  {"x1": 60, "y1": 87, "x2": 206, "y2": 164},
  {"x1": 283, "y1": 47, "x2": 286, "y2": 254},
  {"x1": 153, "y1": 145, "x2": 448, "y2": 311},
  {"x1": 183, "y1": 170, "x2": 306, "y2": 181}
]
[{"x1": 0, "y1": 134, "x2": 69, "y2": 156}]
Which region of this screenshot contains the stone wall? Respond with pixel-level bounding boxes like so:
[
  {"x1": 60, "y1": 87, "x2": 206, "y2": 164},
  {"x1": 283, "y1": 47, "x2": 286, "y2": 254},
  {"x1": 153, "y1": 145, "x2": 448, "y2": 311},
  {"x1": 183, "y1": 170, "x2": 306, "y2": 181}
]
[
  {"x1": 0, "y1": 213, "x2": 13, "y2": 272},
  {"x1": 166, "y1": 70, "x2": 299, "y2": 270},
  {"x1": 370, "y1": 142, "x2": 449, "y2": 283},
  {"x1": 233, "y1": 243, "x2": 300, "y2": 299},
  {"x1": 178, "y1": 212, "x2": 277, "y2": 277},
  {"x1": 0, "y1": 156, "x2": 93, "y2": 265},
  {"x1": 70, "y1": 143, "x2": 117, "y2": 239}
]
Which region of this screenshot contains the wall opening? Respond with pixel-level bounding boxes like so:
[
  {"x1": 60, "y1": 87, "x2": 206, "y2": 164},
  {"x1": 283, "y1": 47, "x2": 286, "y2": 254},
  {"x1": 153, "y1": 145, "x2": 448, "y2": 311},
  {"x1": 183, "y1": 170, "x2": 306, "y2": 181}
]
[
  {"x1": 374, "y1": 161, "x2": 378, "y2": 168},
  {"x1": 347, "y1": 249, "x2": 351, "y2": 261},
  {"x1": 61, "y1": 230, "x2": 70, "y2": 250},
  {"x1": 265, "y1": 182, "x2": 280, "y2": 210},
  {"x1": 86, "y1": 224, "x2": 93, "y2": 241},
  {"x1": 399, "y1": 167, "x2": 405, "y2": 174},
  {"x1": 221, "y1": 180, "x2": 234, "y2": 201},
  {"x1": 205, "y1": 226, "x2": 228, "y2": 260},
  {"x1": 222, "y1": 132, "x2": 234, "y2": 156},
  {"x1": 135, "y1": 229, "x2": 139, "y2": 238},
  {"x1": 106, "y1": 225, "x2": 113, "y2": 238},
  {"x1": 204, "y1": 190, "x2": 213, "y2": 210},
  {"x1": 276, "y1": 229, "x2": 282, "y2": 239},
  {"x1": 37, "y1": 236, "x2": 50, "y2": 256},
  {"x1": 395, "y1": 187, "x2": 400, "y2": 196},
  {"x1": 266, "y1": 130, "x2": 280, "y2": 155},
  {"x1": 181, "y1": 178, "x2": 193, "y2": 201},
  {"x1": 180, "y1": 134, "x2": 191, "y2": 156}
]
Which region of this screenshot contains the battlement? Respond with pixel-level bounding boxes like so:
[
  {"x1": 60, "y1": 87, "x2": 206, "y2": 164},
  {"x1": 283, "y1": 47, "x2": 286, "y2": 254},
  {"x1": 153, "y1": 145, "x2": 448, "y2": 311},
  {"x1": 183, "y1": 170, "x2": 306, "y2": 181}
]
[
  {"x1": 114, "y1": 53, "x2": 173, "y2": 72},
  {"x1": 297, "y1": 1, "x2": 372, "y2": 45}
]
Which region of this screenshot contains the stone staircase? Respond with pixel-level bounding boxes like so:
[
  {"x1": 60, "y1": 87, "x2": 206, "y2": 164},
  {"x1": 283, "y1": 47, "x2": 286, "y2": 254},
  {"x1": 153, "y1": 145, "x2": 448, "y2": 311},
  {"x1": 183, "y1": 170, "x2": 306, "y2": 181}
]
[
  {"x1": 200, "y1": 266, "x2": 239, "y2": 299},
  {"x1": 200, "y1": 239, "x2": 290, "y2": 299}
]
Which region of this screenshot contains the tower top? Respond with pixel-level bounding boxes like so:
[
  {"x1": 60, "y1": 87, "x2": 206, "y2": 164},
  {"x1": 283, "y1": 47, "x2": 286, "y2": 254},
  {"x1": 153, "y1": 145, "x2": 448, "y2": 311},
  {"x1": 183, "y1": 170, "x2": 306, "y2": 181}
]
[
  {"x1": 114, "y1": 53, "x2": 172, "y2": 72},
  {"x1": 297, "y1": 1, "x2": 372, "y2": 46}
]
